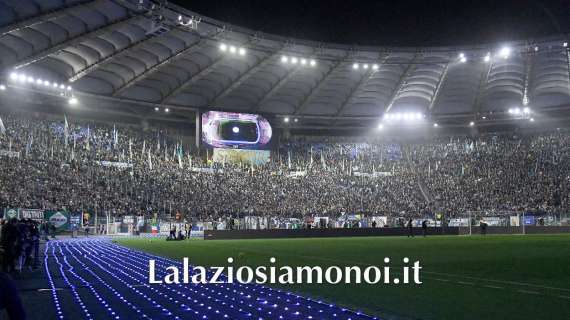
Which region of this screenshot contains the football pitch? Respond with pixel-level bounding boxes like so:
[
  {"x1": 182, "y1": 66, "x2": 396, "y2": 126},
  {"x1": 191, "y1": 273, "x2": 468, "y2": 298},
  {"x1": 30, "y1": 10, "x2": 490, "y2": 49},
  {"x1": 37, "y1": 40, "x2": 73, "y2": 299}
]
[{"x1": 117, "y1": 234, "x2": 570, "y2": 320}]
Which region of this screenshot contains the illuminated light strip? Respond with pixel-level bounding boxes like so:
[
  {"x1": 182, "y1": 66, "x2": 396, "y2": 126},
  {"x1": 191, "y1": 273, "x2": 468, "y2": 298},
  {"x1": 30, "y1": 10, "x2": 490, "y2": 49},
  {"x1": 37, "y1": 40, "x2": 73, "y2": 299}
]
[
  {"x1": 93, "y1": 239, "x2": 376, "y2": 319},
  {"x1": 44, "y1": 245, "x2": 64, "y2": 319},
  {"x1": 56, "y1": 244, "x2": 120, "y2": 319},
  {"x1": 75, "y1": 242, "x2": 181, "y2": 319},
  {"x1": 50, "y1": 242, "x2": 93, "y2": 319},
  {"x1": 62, "y1": 239, "x2": 378, "y2": 320},
  {"x1": 63, "y1": 243, "x2": 150, "y2": 318}
]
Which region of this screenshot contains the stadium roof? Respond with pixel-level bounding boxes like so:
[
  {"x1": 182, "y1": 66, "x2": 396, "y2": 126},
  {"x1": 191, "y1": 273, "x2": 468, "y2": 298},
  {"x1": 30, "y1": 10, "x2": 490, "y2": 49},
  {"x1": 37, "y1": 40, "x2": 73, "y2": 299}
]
[{"x1": 1, "y1": 0, "x2": 570, "y2": 130}]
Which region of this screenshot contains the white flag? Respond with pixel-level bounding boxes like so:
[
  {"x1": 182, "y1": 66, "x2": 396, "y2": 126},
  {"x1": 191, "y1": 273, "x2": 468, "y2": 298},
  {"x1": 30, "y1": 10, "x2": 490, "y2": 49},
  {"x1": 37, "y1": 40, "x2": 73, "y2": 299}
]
[
  {"x1": 64, "y1": 115, "x2": 69, "y2": 147},
  {"x1": 148, "y1": 149, "x2": 153, "y2": 170},
  {"x1": 85, "y1": 126, "x2": 90, "y2": 151},
  {"x1": 0, "y1": 117, "x2": 6, "y2": 135}
]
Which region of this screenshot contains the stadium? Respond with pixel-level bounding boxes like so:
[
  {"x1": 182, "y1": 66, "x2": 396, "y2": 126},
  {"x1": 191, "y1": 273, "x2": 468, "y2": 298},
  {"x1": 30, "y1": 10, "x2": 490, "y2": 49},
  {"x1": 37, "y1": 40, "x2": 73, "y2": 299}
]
[{"x1": 0, "y1": 0, "x2": 569, "y2": 319}]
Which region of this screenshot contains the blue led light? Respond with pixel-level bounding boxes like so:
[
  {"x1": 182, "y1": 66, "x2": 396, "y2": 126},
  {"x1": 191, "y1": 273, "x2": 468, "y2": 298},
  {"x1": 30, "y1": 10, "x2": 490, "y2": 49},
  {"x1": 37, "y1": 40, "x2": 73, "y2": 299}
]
[{"x1": 45, "y1": 238, "x2": 380, "y2": 319}]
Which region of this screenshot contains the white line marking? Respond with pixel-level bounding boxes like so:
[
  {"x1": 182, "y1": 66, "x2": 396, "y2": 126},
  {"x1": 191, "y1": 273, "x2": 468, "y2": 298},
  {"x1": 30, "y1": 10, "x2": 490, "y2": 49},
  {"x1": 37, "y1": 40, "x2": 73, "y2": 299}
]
[
  {"x1": 483, "y1": 285, "x2": 504, "y2": 290},
  {"x1": 518, "y1": 290, "x2": 541, "y2": 295}
]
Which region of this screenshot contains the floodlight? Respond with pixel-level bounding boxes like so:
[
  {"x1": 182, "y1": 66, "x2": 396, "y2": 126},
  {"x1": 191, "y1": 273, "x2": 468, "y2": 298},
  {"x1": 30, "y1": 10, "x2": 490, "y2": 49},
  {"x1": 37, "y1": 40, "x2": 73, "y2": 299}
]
[
  {"x1": 500, "y1": 47, "x2": 511, "y2": 58},
  {"x1": 0, "y1": 84, "x2": 6, "y2": 91},
  {"x1": 378, "y1": 123, "x2": 384, "y2": 129},
  {"x1": 530, "y1": 118, "x2": 535, "y2": 122},
  {"x1": 36, "y1": 79, "x2": 43, "y2": 85},
  {"x1": 291, "y1": 57, "x2": 298, "y2": 64},
  {"x1": 352, "y1": 63, "x2": 359, "y2": 70},
  {"x1": 229, "y1": 46, "x2": 236, "y2": 53},
  {"x1": 564, "y1": 42, "x2": 568, "y2": 48},
  {"x1": 67, "y1": 86, "x2": 72, "y2": 91},
  {"x1": 238, "y1": 47, "x2": 246, "y2": 55},
  {"x1": 460, "y1": 56, "x2": 467, "y2": 63},
  {"x1": 469, "y1": 121, "x2": 475, "y2": 126},
  {"x1": 300, "y1": 58, "x2": 307, "y2": 65},
  {"x1": 220, "y1": 43, "x2": 227, "y2": 51},
  {"x1": 18, "y1": 74, "x2": 26, "y2": 82},
  {"x1": 523, "y1": 107, "x2": 530, "y2": 113},
  {"x1": 294, "y1": 118, "x2": 299, "y2": 122},
  {"x1": 154, "y1": 107, "x2": 159, "y2": 111},
  {"x1": 372, "y1": 64, "x2": 379, "y2": 70},
  {"x1": 363, "y1": 64, "x2": 369, "y2": 69},
  {"x1": 484, "y1": 54, "x2": 491, "y2": 62},
  {"x1": 9, "y1": 72, "x2": 17, "y2": 80},
  {"x1": 284, "y1": 117, "x2": 290, "y2": 123},
  {"x1": 69, "y1": 97, "x2": 78, "y2": 105},
  {"x1": 310, "y1": 60, "x2": 316, "y2": 66},
  {"x1": 44, "y1": 80, "x2": 50, "y2": 86},
  {"x1": 164, "y1": 108, "x2": 170, "y2": 113},
  {"x1": 433, "y1": 123, "x2": 438, "y2": 127},
  {"x1": 281, "y1": 56, "x2": 288, "y2": 63}
]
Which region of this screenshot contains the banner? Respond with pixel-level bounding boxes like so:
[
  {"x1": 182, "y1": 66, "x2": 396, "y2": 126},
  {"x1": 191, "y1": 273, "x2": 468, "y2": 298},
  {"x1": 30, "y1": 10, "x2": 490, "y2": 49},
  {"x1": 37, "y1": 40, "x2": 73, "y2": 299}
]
[
  {"x1": 20, "y1": 209, "x2": 44, "y2": 222},
  {"x1": 3, "y1": 208, "x2": 18, "y2": 220},
  {"x1": 0, "y1": 150, "x2": 20, "y2": 158},
  {"x1": 95, "y1": 161, "x2": 133, "y2": 169},
  {"x1": 44, "y1": 211, "x2": 70, "y2": 230},
  {"x1": 213, "y1": 148, "x2": 270, "y2": 165}
]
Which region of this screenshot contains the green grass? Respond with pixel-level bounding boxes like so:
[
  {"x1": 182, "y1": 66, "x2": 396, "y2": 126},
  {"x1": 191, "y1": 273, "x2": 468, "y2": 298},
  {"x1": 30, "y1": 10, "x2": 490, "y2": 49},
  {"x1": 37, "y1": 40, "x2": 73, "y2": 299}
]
[{"x1": 116, "y1": 234, "x2": 570, "y2": 320}]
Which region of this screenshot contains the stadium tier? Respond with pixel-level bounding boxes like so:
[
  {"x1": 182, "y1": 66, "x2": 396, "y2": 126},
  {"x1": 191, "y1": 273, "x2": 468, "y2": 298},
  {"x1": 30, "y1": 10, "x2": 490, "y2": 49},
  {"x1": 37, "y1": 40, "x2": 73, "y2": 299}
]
[{"x1": 1, "y1": 1, "x2": 570, "y2": 320}]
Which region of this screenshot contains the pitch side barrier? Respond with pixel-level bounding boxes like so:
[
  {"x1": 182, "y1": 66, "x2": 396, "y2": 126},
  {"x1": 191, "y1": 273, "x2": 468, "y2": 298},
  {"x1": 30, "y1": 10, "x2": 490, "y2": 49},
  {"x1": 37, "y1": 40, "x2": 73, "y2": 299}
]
[
  {"x1": 204, "y1": 227, "x2": 460, "y2": 239},
  {"x1": 204, "y1": 226, "x2": 570, "y2": 240}
]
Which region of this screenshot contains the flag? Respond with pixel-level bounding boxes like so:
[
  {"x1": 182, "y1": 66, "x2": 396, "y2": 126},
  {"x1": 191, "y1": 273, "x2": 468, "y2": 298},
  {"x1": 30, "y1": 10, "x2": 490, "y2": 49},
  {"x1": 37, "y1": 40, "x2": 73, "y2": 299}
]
[
  {"x1": 148, "y1": 149, "x2": 153, "y2": 170},
  {"x1": 320, "y1": 150, "x2": 326, "y2": 169},
  {"x1": 187, "y1": 154, "x2": 192, "y2": 168},
  {"x1": 25, "y1": 133, "x2": 33, "y2": 156},
  {"x1": 287, "y1": 150, "x2": 291, "y2": 170},
  {"x1": 164, "y1": 143, "x2": 169, "y2": 161},
  {"x1": 113, "y1": 125, "x2": 118, "y2": 148},
  {"x1": 177, "y1": 144, "x2": 183, "y2": 169},
  {"x1": 157, "y1": 133, "x2": 161, "y2": 151},
  {"x1": 309, "y1": 146, "x2": 313, "y2": 167},
  {"x1": 0, "y1": 117, "x2": 5, "y2": 135},
  {"x1": 85, "y1": 126, "x2": 90, "y2": 151},
  {"x1": 129, "y1": 138, "x2": 132, "y2": 161},
  {"x1": 142, "y1": 140, "x2": 146, "y2": 156},
  {"x1": 64, "y1": 115, "x2": 69, "y2": 147}
]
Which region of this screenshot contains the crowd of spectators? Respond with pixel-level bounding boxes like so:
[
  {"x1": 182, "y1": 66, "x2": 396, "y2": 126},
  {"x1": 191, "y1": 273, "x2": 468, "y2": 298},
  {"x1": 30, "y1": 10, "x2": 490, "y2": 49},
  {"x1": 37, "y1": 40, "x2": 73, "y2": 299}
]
[{"x1": 0, "y1": 112, "x2": 568, "y2": 223}]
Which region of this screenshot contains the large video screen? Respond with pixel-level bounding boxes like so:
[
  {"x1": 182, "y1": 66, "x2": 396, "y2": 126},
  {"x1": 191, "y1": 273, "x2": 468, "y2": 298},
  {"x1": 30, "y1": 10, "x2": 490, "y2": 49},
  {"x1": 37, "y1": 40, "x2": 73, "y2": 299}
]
[{"x1": 201, "y1": 111, "x2": 272, "y2": 149}]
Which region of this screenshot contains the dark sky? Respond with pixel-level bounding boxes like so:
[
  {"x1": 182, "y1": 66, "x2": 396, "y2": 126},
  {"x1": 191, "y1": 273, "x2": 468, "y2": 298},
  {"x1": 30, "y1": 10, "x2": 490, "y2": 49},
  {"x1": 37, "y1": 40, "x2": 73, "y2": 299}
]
[{"x1": 171, "y1": 0, "x2": 570, "y2": 46}]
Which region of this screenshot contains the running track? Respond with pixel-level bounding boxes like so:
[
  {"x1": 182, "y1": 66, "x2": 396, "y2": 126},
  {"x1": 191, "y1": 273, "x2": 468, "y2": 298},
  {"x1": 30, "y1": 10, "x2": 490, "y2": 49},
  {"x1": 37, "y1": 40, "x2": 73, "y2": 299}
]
[{"x1": 43, "y1": 238, "x2": 379, "y2": 320}]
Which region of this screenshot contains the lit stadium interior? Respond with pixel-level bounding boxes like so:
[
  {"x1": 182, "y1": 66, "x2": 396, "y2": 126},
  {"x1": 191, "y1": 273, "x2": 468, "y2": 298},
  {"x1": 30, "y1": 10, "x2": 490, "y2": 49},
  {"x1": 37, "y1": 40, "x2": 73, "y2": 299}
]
[{"x1": 0, "y1": 1, "x2": 569, "y2": 320}]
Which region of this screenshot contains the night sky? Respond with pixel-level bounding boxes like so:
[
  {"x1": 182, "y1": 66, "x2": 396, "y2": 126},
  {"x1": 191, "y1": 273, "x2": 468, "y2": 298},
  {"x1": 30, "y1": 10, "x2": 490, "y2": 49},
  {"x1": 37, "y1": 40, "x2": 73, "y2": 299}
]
[{"x1": 171, "y1": 0, "x2": 570, "y2": 46}]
